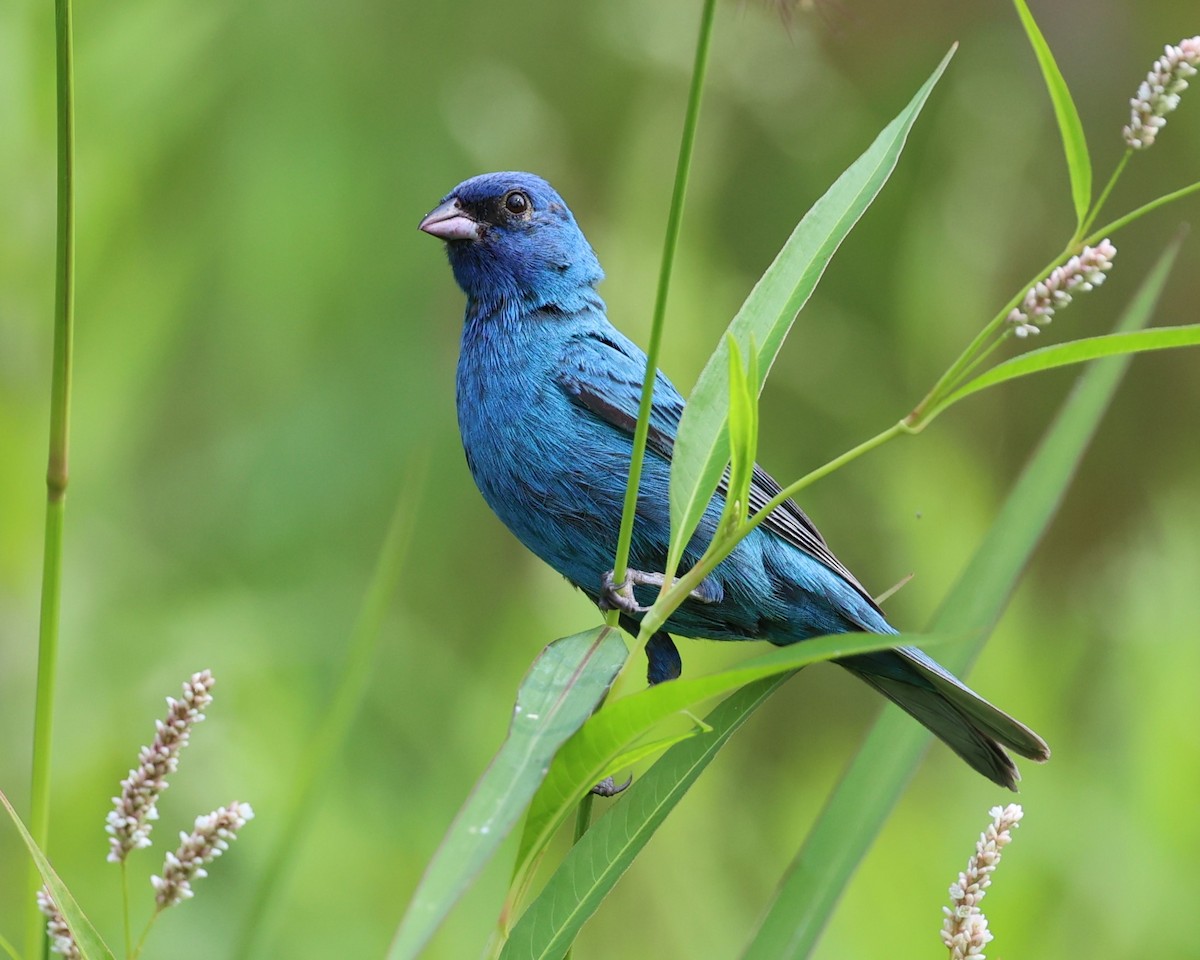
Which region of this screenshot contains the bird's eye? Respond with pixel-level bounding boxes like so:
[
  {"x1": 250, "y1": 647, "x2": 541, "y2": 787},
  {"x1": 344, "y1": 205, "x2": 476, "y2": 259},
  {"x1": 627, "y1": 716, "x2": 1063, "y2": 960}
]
[{"x1": 504, "y1": 191, "x2": 530, "y2": 216}]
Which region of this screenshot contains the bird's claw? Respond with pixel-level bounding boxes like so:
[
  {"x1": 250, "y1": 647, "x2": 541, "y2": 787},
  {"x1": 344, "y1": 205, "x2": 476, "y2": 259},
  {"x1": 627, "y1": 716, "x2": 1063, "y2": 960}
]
[
  {"x1": 600, "y1": 568, "x2": 719, "y2": 614},
  {"x1": 591, "y1": 774, "x2": 633, "y2": 797},
  {"x1": 599, "y1": 570, "x2": 650, "y2": 614}
]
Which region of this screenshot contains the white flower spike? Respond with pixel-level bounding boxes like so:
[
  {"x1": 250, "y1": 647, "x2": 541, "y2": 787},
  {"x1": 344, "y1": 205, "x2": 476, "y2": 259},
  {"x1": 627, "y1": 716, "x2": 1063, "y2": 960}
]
[
  {"x1": 1007, "y1": 240, "x2": 1117, "y2": 337},
  {"x1": 1124, "y1": 37, "x2": 1200, "y2": 149},
  {"x1": 940, "y1": 804, "x2": 1024, "y2": 960},
  {"x1": 105, "y1": 670, "x2": 216, "y2": 863}
]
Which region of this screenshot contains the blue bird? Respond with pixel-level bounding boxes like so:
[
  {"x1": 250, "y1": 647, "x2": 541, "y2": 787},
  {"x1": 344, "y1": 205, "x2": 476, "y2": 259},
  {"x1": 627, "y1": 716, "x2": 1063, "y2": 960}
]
[{"x1": 420, "y1": 171, "x2": 1049, "y2": 790}]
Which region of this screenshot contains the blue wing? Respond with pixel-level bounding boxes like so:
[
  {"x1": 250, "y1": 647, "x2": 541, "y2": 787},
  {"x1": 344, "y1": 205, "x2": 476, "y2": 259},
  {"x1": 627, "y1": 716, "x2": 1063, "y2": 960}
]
[{"x1": 554, "y1": 324, "x2": 883, "y2": 618}]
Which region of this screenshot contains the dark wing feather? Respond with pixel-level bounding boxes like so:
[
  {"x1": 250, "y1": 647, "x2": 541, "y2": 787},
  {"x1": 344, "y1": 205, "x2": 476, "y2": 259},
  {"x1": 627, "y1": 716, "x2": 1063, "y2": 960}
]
[{"x1": 556, "y1": 327, "x2": 881, "y2": 614}]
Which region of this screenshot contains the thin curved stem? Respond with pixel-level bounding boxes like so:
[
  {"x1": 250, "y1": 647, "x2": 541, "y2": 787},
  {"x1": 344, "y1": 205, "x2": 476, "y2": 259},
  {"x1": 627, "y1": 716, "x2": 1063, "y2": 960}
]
[
  {"x1": 1079, "y1": 149, "x2": 1132, "y2": 239},
  {"x1": 1083, "y1": 177, "x2": 1200, "y2": 248},
  {"x1": 121, "y1": 863, "x2": 132, "y2": 959},
  {"x1": 637, "y1": 421, "x2": 909, "y2": 641}
]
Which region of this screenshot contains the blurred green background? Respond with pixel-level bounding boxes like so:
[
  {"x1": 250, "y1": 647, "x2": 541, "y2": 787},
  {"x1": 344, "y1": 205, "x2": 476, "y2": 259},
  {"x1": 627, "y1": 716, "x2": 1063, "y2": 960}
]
[{"x1": 2, "y1": 0, "x2": 1198, "y2": 956}]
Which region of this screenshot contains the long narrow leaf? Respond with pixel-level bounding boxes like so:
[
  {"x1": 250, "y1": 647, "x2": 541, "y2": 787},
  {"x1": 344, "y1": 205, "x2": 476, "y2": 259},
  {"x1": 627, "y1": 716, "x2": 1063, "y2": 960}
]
[
  {"x1": 236, "y1": 465, "x2": 426, "y2": 960},
  {"x1": 936, "y1": 320, "x2": 1196, "y2": 414},
  {"x1": 507, "y1": 631, "x2": 957, "y2": 914},
  {"x1": 1012, "y1": 0, "x2": 1092, "y2": 228},
  {"x1": 499, "y1": 677, "x2": 791, "y2": 960},
  {"x1": 387, "y1": 626, "x2": 626, "y2": 960},
  {"x1": 740, "y1": 236, "x2": 1183, "y2": 959},
  {"x1": 666, "y1": 46, "x2": 956, "y2": 570},
  {"x1": 0, "y1": 788, "x2": 115, "y2": 960}
]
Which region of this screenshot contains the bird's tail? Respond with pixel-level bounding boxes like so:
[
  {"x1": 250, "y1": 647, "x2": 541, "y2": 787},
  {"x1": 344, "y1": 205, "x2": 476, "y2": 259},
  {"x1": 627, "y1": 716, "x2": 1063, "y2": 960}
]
[{"x1": 838, "y1": 645, "x2": 1050, "y2": 790}]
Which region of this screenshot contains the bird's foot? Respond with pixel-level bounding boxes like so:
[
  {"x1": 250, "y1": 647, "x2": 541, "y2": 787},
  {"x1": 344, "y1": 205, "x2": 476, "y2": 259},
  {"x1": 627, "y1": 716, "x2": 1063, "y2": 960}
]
[
  {"x1": 591, "y1": 774, "x2": 633, "y2": 798},
  {"x1": 600, "y1": 568, "x2": 718, "y2": 615},
  {"x1": 599, "y1": 570, "x2": 648, "y2": 614}
]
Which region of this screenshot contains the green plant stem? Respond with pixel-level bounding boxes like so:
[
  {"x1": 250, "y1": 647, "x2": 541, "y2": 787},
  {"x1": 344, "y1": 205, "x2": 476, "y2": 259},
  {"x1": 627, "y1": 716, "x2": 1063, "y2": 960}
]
[
  {"x1": 27, "y1": 0, "x2": 75, "y2": 956},
  {"x1": 131, "y1": 915, "x2": 156, "y2": 960},
  {"x1": 121, "y1": 864, "x2": 132, "y2": 960},
  {"x1": 1079, "y1": 149, "x2": 1132, "y2": 239},
  {"x1": 945, "y1": 328, "x2": 1014, "y2": 394},
  {"x1": 558, "y1": 6, "x2": 717, "y2": 955},
  {"x1": 607, "y1": 0, "x2": 718, "y2": 631},
  {"x1": 910, "y1": 252, "x2": 1065, "y2": 422},
  {"x1": 1083, "y1": 177, "x2": 1200, "y2": 247},
  {"x1": 636, "y1": 421, "x2": 908, "y2": 642},
  {"x1": 634, "y1": 165, "x2": 1200, "y2": 648}
]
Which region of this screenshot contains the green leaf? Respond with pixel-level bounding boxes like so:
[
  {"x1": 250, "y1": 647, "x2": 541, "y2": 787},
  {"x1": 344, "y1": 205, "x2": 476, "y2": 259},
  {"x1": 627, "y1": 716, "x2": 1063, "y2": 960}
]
[
  {"x1": 0, "y1": 788, "x2": 116, "y2": 960},
  {"x1": 723, "y1": 334, "x2": 758, "y2": 529},
  {"x1": 740, "y1": 236, "x2": 1183, "y2": 960},
  {"x1": 665, "y1": 45, "x2": 956, "y2": 572},
  {"x1": 387, "y1": 626, "x2": 626, "y2": 960},
  {"x1": 1012, "y1": 0, "x2": 1092, "y2": 229},
  {"x1": 500, "y1": 677, "x2": 790, "y2": 960},
  {"x1": 507, "y1": 632, "x2": 953, "y2": 917},
  {"x1": 937, "y1": 320, "x2": 1197, "y2": 416}
]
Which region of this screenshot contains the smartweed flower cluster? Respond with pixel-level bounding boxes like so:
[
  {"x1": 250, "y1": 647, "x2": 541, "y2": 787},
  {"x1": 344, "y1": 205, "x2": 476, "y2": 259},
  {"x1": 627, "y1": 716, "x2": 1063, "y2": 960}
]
[
  {"x1": 1006, "y1": 240, "x2": 1117, "y2": 337},
  {"x1": 39, "y1": 670, "x2": 253, "y2": 958},
  {"x1": 1124, "y1": 37, "x2": 1200, "y2": 150},
  {"x1": 36, "y1": 889, "x2": 80, "y2": 960},
  {"x1": 939, "y1": 804, "x2": 1023, "y2": 960},
  {"x1": 106, "y1": 670, "x2": 215, "y2": 862},
  {"x1": 152, "y1": 802, "x2": 256, "y2": 908}
]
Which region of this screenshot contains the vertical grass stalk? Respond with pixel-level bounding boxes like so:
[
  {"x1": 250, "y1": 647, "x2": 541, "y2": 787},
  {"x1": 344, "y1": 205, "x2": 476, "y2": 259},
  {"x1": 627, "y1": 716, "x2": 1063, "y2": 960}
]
[
  {"x1": 560, "y1": 3, "x2": 719, "y2": 956},
  {"x1": 27, "y1": 0, "x2": 76, "y2": 955},
  {"x1": 606, "y1": 0, "x2": 718, "y2": 629}
]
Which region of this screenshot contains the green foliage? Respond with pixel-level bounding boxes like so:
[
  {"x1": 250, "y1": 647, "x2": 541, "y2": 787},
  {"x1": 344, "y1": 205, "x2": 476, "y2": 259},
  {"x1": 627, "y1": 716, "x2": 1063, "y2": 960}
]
[
  {"x1": 936, "y1": 319, "x2": 1198, "y2": 416},
  {"x1": 665, "y1": 46, "x2": 955, "y2": 575},
  {"x1": 388, "y1": 628, "x2": 626, "y2": 960},
  {"x1": 509, "y1": 632, "x2": 939, "y2": 916},
  {"x1": 1012, "y1": 0, "x2": 1092, "y2": 230},
  {"x1": 500, "y1": 677, "x2": 789, "y2": 960},
  {"x1": 4, "y1": 0, "x2": 1199, "y2": 958},
  {"x1": 722, "y1": 334, "x2": 758, "y2": 531},
  {"x1": 741, "y1": 237, "x2": 1180, "y2": 957},
  {"x1": 0, "y1": 790, "x2": 114, "y2": 960}
]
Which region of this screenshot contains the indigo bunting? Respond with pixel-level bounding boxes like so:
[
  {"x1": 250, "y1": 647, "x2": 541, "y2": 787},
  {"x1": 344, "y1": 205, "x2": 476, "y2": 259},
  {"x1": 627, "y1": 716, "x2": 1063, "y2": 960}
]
[{"x1": 420, "y1": 171, "x2": 1049, "y2": 789}]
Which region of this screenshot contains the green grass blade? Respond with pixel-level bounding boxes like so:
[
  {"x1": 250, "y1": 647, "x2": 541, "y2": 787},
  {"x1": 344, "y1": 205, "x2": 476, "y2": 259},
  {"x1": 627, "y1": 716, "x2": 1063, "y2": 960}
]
[
  {"x1": 1012, "y1": 0, "x2": 1092, "y2": 229},
  {"x1": 28, "y1": 0, "x2": 78, "y2": 952},
  {"x1": 387, "y1": 627, "x2": 625, "y2": 960},
  {"x1": 1, "y1": 788, "x2": 115, "y2": 960},
  {"x1": 499, "y1": 676, "x2": 790, "y2": 960},
  {"x1": 665, "y1": 45, "x2": 956, "y2": 571},
  {"x1": 739, "y1": 236, "x2": 1182, "y2": 960},
  {"x1": 507, "y1": 632, "x2": 956, "y2": 911},
  {"x1": 234, "y1": 465, "x2": 426, "y2": 960},
  {"x1": 937, "y1": 321, "x2": 1196, "y2": 415},
  {"x1": 608, "y1": 0, "x2": 717, "y2": 602}
]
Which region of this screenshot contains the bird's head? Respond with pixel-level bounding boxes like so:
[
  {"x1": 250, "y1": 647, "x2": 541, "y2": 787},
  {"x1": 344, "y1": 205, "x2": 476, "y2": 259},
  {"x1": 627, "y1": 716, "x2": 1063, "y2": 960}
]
[{"x1": 419, "y1": 172, "x2": 603, "y2": 310}]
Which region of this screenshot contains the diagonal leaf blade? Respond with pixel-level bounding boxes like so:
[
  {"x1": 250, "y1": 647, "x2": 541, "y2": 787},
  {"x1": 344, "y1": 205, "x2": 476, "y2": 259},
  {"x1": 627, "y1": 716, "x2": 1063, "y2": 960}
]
[
  {"x1": 667, "y1": 45, "x2": 956, "y2": 571},
  {"x1": 740, "y1": 236, "x2": 1183, "y2": 959},
  {"x1": 0, "y1": 789, "x2": 116, "y2": 960},
  {"x1": 1012, "y1": 0, "x2": 1092, "y2": 228},
  {"x1": 507, "y1": 631, "x2": 957, "y2": 915},
  {"x1": 500, "y1": 677, "x2": 791, "y2": 960},
  {"x1": 387, "y1": 626, "x2": 626, "y2": 960},
  {"x1": 937, "y1": 319, "x2": 1197, "y2": 413}
]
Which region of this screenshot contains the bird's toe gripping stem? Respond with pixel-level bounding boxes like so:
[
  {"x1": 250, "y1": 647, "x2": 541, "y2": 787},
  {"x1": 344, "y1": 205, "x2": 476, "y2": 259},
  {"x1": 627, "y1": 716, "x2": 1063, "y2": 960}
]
[{"x1": 599, "y1": 568, "x2": 719, "y2": 616}]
